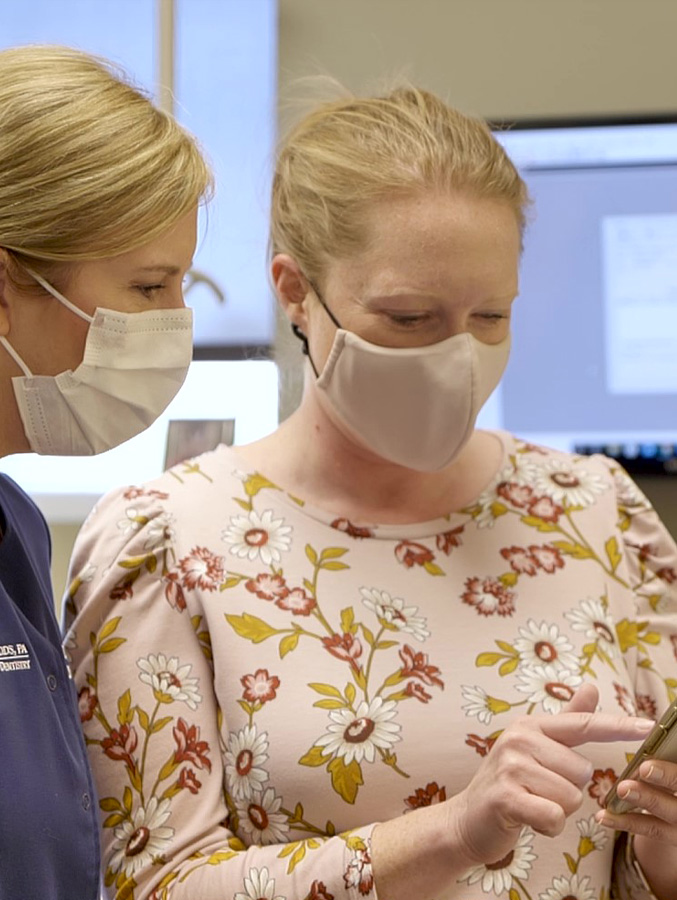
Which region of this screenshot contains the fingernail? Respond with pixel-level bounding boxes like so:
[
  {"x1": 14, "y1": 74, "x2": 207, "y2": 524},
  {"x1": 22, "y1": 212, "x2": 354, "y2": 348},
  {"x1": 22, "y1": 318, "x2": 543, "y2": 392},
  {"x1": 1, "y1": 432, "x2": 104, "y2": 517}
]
[
  {"x1": 595, "y1": 811, "x2": 615, "y2": 828},
  {"x1": 619, "y1": 785, "x2": 639, "y2": 803},
  {"x1": 642, "y1": 764, "x2": 664, "y2": 783},
  {"x1": 636, "y1": 718, "x2": 655, "y2": 731}
]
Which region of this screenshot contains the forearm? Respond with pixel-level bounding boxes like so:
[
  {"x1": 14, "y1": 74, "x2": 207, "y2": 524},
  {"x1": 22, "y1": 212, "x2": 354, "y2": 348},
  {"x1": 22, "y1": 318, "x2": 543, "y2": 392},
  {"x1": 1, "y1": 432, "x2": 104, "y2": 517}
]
[{"x1": 371, "y1": 799, "x2": 475, "y2": 900}]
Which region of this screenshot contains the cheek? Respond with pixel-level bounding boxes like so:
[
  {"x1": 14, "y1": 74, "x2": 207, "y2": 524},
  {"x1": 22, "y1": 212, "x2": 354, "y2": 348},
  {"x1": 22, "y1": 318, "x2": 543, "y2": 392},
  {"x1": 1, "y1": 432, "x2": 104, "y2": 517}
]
[{"x1": 306, "y1": 311, "x2": 339, "y2": 371}]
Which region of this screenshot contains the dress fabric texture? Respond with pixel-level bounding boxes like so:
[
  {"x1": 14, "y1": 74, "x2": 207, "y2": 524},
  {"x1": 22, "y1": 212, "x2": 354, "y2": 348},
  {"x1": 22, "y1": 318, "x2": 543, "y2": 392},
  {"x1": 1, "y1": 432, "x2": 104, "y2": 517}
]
[
  {"x1": 0, "y1": 474, "x2": 100, "y2": 900},
  {"x1": 63, "y1": 433, "x2": 677, "y2": 900}
]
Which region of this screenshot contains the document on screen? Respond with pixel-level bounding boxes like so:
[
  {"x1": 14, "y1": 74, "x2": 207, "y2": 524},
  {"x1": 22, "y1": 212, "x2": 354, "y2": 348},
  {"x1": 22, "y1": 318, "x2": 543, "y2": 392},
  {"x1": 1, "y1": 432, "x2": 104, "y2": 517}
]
[{"x1": 602, "y1": 214, "x2": 677, "y2": 395}]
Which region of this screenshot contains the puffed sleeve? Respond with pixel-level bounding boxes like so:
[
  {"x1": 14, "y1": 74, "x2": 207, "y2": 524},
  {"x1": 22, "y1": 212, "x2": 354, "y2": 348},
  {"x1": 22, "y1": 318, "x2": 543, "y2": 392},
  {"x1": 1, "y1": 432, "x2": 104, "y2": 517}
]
[
  {"x1": 63, "y1": 486, "x2": 377, "y2": 900},
  {"x1": 607, "y1": 461, "x2": 677, "y2": 899}
]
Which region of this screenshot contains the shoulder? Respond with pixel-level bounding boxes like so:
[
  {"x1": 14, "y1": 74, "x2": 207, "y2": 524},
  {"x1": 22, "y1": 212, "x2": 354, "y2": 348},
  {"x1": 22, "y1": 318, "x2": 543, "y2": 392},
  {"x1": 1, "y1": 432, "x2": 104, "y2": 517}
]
[
  {"x1": 498, "y1": 432, "x2": 619, "y2": 489},
  {"x1": 0, "y1": 473, "x2": 50, "y2": 544}
]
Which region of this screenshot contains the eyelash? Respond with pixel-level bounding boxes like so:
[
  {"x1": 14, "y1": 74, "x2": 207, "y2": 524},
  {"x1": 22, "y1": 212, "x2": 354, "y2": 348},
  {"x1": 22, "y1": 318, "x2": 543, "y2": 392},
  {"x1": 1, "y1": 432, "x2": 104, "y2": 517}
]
[
  {"x1": 136, "y1": 284, "x2": 165, "y2": 299},
  {"x1": 386, "y1": 312, "x2": 509, "y2": 328}
]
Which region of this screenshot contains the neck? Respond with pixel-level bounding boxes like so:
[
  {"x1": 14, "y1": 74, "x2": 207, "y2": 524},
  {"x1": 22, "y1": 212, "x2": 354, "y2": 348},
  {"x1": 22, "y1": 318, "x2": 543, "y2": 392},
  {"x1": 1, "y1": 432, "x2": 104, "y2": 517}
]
[{"x1": 238, "y1": 386, "x2": 503, "y2": 524}]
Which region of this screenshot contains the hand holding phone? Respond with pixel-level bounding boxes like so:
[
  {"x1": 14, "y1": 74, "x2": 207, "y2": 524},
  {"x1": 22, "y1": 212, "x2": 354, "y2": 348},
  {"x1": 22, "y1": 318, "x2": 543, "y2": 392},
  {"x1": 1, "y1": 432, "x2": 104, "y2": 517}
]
[{"x1": 604, "y1": 698, "x2": 677, "y2": 814}]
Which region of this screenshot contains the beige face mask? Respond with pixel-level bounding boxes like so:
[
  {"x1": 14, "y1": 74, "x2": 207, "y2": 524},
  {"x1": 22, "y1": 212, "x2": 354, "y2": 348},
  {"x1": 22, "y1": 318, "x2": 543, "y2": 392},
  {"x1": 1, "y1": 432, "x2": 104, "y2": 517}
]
[{"x1": 313, "y1": 327, "x2": 510, "y2": 471}]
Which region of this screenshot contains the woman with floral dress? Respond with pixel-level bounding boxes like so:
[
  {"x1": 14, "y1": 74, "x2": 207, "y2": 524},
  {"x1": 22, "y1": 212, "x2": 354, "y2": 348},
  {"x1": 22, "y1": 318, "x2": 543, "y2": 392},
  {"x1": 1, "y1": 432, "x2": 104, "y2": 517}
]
[{"x1": 64, "y1": 86, "x2": 677, "y2": 900}]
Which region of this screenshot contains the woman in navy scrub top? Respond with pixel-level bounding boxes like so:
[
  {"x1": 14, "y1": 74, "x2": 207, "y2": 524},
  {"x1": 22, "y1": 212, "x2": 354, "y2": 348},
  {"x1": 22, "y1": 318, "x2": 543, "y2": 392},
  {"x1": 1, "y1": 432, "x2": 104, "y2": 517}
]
[{"x1": 0, "y1": 45, "x2": 211, "y2": 899}]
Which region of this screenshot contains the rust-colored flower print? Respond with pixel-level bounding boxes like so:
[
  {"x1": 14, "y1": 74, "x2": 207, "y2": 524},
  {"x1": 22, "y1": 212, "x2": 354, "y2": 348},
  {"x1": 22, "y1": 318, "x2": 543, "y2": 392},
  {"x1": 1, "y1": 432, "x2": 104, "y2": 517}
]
[
  {"x1": 465, "y1": 732, "x2": 498, "y2": 757},
  {"x1": 657, "y1": 566, "x2": 677, "y2": 584},
  {"x1": 343, "y1": 846, "x2": 374, "y2": 896},
  {"x1": 321, "y1": 632, "x2": 363, "y2": 670},
  {"x1": 528, "y1": 544, "x2": 564, "y2": 574},
  {"x1": 497, "y1": 481, "x2": 534, "y2": 508},
  {"x1": 501, "y1": 546, "x2": 539, "y2": 576},
  {"x1": 241, "y1": 668, "x2": 281, "y2": 704},
  {"x1": 178, "y1": 767, "x2": 202, "y2": 794},
  {"x1": 78, "y1": 686, "x2": 98, "y2": 722},
  {"x1": 122, "y1": 486, "x2": 169, "y2": 501},
  {"x1": 172, "y1": 717, "x2": 212, "y2": 772},
  {"x1": 109, "y1": 579, "x2": 135, "y2": 602},
  {"x1": 462, "y1": 577, "x2": 516, "y2": 617},
  {"x1": 613, "y1": 682, "x2": 636, "y2": 716},
  {"x1": 399, "y1": 644, "x2": 444, "y2": 688},
  {"x1": 627, "y1": 541, "x2": 654, "y2": 563},
  {"x1": 307, "y1": 881, "x2": 335, "y2": 900},
  {"x1": 404, "y1": 681, "x2": 432, "y2": 703},
  {"x1": 435, "y1": 526, "x2": 464, "y2": 554},
  {"x1": 588, "y1": 767, "x2": 617, "y2": 807},
  {"x1": 102, "y1": 724, "x2": 138, "y2": 768},
  {"x1": 163, "y1": 571, "x2": 187, "y2": 612},
  {"x1": 331, "y1": 517, "x2": 374, "y2": 539},
  {"x1": 394, "y1": 540, "x2": 434, "y2": 568},
  {"x1": 404, "y1": 781, "x2": 446, "y2": 811},
  {"x1": 275, "y1": 587, "x2": 317, "y2": 615},
  {"x1": 178, "y1": 546, "x2": 225, "y2": 591},
  {"x1": 526, "y1": 495, "x2": 563, "y2": 523},
  {"x1": 635, "y1": 693, "x2": 658, "y2": 720},
  {"x1": 245, "y1": 573, "x2": 289, "y2": 602}
]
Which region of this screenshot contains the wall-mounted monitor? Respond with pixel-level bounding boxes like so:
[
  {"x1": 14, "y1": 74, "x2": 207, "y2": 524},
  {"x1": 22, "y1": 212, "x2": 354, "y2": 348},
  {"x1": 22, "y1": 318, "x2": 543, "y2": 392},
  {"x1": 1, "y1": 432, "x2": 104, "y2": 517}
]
[{"x1": 478, "y1": 115, "x2": 677, "y2": 474}]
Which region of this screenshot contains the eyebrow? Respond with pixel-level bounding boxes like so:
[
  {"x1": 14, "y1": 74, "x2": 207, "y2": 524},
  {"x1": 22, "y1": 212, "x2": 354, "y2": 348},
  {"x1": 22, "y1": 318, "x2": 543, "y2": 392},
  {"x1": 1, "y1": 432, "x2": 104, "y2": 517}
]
[
  {"x1": 135, "y1": 265, "x2": 182, "y2": 275},
  {"x1": 134, "y1": 260, "x2": 194, "y2": 275}
]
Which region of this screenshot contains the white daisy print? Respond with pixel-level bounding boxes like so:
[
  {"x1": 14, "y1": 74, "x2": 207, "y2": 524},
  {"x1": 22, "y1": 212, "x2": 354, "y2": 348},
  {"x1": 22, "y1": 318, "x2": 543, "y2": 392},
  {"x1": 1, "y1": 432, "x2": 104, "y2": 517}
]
[
  {"x1": 613, "y1": 467, "x2": 648, "y2": 510},
  {"x1": 564, "y1": 597, "x2": 618, "y2": 654},
  {"x1": 473, "y1": 463, "x2": 516, "y2": 527},
  {"x1": 461, "y1": 827, "x2": 536, "y2": 894},
  {"x1": 108, "y1": 797, "x2": 174, "y2": 878},
  {"x1": 515, "y1": 665, "x2": 582, "y2": 714},
  {"x1": 225, "y1": 724, "x2": 270, "y2": 801},
  {"x1": 531, "y1": 458, "x2": 608, "y2": 508},
  {"x1": 222, "y1": 509, "x2": 292, "y2": 566},
  {"x1": 360, "y1": 587, "x2": 430, "y2": 641},
  {"x1": 143, "y1": 512, "x2": 176, "y2": 550},
  {"x1": 539, "y1": 871, "x2": 596, "y2": 900},
  {"x1": 234, "y1": 867, "x2": 285, "y2": 900},
  {"x1": 461, "y1": 685, "x2": 510, "y2": 725},
  {"x1": 315, "y1": 696, "x2": 401, "y2": 765},
  {"x1": 117, "y1": 507, "x2": 144, "y2": 536},
  {"x1": 576, "y1": 813, "x2": 609, "y2": 855},
  {"x1": 513, "y1": 619, "x2": 579, "y2": 672},
  {"x1": 235, "y1": 786, "x2": 289, "y2": 845},
  {"x1": 137, "y1": 653, "x2": 202, "y2": 709}
]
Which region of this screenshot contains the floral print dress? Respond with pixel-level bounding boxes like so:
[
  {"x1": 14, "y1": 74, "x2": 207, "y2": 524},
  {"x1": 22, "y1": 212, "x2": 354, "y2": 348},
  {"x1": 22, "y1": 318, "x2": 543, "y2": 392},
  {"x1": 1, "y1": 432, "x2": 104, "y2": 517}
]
[{"x1": 63, "y1": 433, "x2": 677, "y2": 900}]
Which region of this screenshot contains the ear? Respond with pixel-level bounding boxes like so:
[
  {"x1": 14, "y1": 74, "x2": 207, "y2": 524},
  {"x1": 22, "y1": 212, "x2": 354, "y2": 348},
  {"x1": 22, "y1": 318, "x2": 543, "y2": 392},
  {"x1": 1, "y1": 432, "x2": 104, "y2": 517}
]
[
  {"x1": 0, "y1": 249, "x2": 11, "y2": 337},
  {"x1": 271, "y1": 254, "x2": 313, "y2": 333}
]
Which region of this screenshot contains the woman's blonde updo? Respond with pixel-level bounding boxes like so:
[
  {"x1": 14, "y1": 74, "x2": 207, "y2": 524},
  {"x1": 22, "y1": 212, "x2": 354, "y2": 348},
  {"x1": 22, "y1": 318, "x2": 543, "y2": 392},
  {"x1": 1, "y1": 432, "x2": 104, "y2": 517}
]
[
  {"x1": 271, "y1": 84, "x2": 529, "y2": 286},
  {"x1": 0, "y1": 44, "x2": 212, "y2": 283}
]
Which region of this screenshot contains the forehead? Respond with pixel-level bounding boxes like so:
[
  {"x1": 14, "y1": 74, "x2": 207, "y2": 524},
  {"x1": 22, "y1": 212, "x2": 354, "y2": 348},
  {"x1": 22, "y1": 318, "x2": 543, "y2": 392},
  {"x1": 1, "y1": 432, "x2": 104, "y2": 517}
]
[{"x1": 326, "y1": 191, "x2": 521, "y2": 298}]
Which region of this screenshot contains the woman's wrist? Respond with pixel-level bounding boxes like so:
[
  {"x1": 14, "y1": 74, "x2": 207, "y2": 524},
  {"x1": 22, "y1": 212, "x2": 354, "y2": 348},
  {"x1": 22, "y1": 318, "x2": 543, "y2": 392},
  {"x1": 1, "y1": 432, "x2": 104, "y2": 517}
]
[{"x1": 370, "y1": 798, "x2": 476, "y2": 900}]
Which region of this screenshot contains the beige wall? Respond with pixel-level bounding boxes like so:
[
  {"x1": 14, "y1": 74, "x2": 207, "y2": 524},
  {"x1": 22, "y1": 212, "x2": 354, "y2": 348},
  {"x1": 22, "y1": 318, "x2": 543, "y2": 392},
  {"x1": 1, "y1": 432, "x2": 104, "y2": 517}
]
[{"x1": 50, "y1": 0, "x2": 677, "y2": 605}]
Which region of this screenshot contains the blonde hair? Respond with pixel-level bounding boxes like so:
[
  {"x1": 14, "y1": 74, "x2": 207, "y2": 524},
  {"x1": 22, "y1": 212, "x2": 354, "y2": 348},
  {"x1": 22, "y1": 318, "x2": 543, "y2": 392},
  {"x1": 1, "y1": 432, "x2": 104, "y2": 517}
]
[
  {"x1": 272, "y1": 85, "x2": 529, "y2": 285},
  {"x1": 0, "y1": 44, "x2": 212, "y2": 284}
]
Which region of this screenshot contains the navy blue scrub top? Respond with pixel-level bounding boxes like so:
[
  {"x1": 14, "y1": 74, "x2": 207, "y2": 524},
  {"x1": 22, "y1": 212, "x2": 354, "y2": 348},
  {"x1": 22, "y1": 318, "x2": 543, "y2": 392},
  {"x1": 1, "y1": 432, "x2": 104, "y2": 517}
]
[{"x1": 0, "y1": 474, "x2": 100, "y2": 899}]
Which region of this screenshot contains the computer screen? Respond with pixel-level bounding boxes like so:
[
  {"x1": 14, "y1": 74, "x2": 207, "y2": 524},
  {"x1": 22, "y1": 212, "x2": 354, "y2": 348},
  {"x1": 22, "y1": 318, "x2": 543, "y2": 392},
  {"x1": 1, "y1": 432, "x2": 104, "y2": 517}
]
[{"x1": 478, "y1": 116, "x2": 677, "y2": 474}]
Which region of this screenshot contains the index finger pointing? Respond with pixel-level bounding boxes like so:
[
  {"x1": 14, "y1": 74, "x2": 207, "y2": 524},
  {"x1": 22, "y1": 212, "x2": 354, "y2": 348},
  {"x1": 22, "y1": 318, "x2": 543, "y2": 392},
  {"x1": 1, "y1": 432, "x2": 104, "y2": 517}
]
[{"x1": 539, "y1": 712, "x2": 654, "y2": 747}]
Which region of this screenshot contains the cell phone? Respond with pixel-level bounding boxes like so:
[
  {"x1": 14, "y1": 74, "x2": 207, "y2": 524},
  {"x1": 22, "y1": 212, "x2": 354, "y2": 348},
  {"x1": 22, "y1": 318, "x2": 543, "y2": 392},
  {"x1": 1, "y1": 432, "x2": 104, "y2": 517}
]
[{"x1": 604, "y1": 698, "x2": 677, "y2": 814}]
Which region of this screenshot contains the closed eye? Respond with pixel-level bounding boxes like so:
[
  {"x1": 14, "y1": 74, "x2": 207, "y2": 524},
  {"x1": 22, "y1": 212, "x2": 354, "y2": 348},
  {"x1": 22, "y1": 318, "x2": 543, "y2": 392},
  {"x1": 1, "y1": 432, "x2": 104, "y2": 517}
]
[
  {"x1": 386, "y1": 312, "x2": 433, "y2": 328},
  {"x1": 135, "y1": 283, "x2": 166, "y2": 299}
]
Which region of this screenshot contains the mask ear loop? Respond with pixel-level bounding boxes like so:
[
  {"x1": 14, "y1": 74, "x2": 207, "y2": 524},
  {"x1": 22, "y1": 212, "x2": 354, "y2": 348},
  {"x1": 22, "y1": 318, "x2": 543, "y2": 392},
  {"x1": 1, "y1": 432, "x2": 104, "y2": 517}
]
[
  {"x1": 290, "y1": 278, "x2": 342, "y2": 378},
  {"x1": 291, "y1": 323, "x2": 320, "y2": 377}
]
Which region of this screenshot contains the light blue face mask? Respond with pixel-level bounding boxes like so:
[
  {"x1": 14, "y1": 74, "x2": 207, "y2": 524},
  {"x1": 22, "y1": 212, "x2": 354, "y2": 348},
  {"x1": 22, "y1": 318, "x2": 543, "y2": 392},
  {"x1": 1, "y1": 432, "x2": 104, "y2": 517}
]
[{"x1": 0, "y1": 269, "x2": 193, "y2": 456}]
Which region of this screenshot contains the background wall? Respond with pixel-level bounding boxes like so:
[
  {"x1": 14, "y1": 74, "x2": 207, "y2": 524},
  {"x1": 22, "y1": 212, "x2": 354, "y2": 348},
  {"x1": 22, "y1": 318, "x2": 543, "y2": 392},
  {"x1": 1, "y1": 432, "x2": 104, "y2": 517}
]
[{"x1": 51, "y1": 0, "x2": 677, "y2": 605}]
